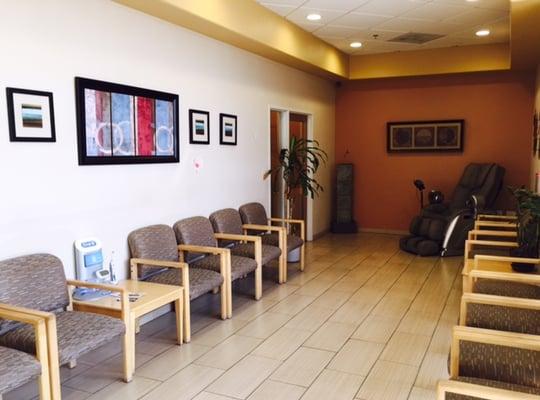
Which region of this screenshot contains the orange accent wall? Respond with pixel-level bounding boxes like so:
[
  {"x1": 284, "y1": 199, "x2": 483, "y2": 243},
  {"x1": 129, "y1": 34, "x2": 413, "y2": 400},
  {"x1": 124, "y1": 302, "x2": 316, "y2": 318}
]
[{"x1": 335, "y1": 71, "x2": 535, "y2": 231}]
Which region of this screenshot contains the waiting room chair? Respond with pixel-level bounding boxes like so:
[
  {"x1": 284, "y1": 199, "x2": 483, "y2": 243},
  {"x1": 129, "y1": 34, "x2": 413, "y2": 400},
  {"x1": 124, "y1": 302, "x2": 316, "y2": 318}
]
[
  {"x1": 128, "y1": 224, "x2": 227, "y2": 341},
  {"x1": 436, "y1": 325, "x2": 540, "y2": 399},
  {"x1": 239, "y1": 202, "x2": 304, "y2": 283},
  {"x1": 0, "y1": 254, "x2": 128, "y2": 400},
  {"x1": 0, "y1": 304, "x2": 51, "y2": 400},
  {"x1": 210, "y1": 208, "x2": 281, "y2": 286},
  {"x1": 173, "y1": 216, "x2": 259, "y2": 318}
]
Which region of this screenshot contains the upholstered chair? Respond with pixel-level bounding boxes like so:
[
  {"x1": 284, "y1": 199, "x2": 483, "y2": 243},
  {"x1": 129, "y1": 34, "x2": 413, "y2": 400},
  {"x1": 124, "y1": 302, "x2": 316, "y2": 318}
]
[
  {"x1": 0, "y1": 254, "x2": 128, "y2": 400},
  {"x1": 437, "y1": 326, "x2": 540, "y2": 399},
  {"x1": 0, "y1": 304, "x2": 50, "y2": 400},
  {"x1": 239, "y1": 202, "x2": 304, "y2": 283},
  {"x1": 173, "y1": 216, "x2": 259, "y2": 318},
  {"x1": 128, "y1": 224, "x2": 226, "y2": 341},
  {"x1": 210, "y1": 208, "x2": 282, "y2": 285}
]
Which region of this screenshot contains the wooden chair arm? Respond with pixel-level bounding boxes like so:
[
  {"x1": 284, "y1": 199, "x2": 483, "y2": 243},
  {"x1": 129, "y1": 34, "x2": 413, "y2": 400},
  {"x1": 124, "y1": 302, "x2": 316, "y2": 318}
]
[
  {"x1": 468, "y1": 230, "x2": 517, "y2": 240},
  {"x1": 178, "y1": 244, "x2": 229, "y2": 255},
  {"x1": 450, "y1": 325, "x2": 540, "y2": 378},
  {"x1": 66, "y1": 279, "x2": 127, "y2": 294},
  {"x1": 0, "y1": 303, "x2": 53, "y2": 325},
  {"x1": 475, "y1": 221, "x2": 517, "y2": 229},
  {"x1": 437, "y1": 380, "x2": 538, "y2": 400},
  {"x1": 469, "y1": 269, "x2": 540, "y2": 285},
  {"x1": 477, "y1": 214, "x2": 518, "y2": 221},
  {"x1": 269, "y1": 217, "x2": 304, "y2": 225},
  {"x1": 475, "y1": 255, "x2": 540, "y2": 264},
  {"x1": 466, "y1": 239, "x2": 519, "y2": 248},
  {"x1": 130, "y1": 258, "x2": 187, "y2": 270},
  {"x1": 214, "y1": 233, "x2": 262, "y2": 244},
  {"x1": 459, "y1": 293, "x2": 540, "y2": 325},
  {"x1": 242, "y1": 224, "x2": 286, "y2": 233}
]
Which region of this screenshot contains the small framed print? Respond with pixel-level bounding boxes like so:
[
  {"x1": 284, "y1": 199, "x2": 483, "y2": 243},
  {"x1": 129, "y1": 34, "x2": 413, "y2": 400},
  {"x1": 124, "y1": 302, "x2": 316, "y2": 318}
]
[
  {"x1": 387, "y1": 120, "x2": 463, "y2": 153},
  {"x1": 189, "y1": 109, "x2": 210, "y2": 144},
  {"x1": 220, "y1": 113, "x2": 237, "y2": 146},
  {"x1": 6, "y1": 88, "x2": 56, "y2": 142}
]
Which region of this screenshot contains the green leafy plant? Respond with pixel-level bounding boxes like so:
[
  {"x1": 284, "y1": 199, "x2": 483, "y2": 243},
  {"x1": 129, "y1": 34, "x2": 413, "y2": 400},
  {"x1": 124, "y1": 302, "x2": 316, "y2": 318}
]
[
  {"x1": 508, "y1": 186, "x2": 540, "y2": 258},
  {"x1": 264, "y1": 136, "x2": 328, "y2": 220}
]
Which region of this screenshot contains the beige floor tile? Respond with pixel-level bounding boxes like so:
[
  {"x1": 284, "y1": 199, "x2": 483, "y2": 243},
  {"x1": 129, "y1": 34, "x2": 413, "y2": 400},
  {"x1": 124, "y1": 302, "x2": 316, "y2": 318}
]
[
  {"x1": 195, "y1": 335, "x2": 263, "y2": 370},
  {"x1": 356, "y1": 360, "x2": 418, "y2": 400},
  {"x1": 329, "y1": 301, "x2": 372, "y2": 325},
  {"x1": 380, "y1": 332, "x2": 431, "y2": 367},
  {"x1": 206, "y1": 355, "x2": 280, "y2": 399},
  {"x1": 137, "y1": 338, "x2": 176, "y2": 356},
  {"x1": 60, "y1": 361, "x2": 94, "y2": 383},
  {"x1": 304, "y1": 321, "x2": 356, "y2": 352},
  {"x1": 193, "y1": 392, "x2": 237, "y2": 400},
  {"x1": 301, "y1": 369, "x2": 365, "y2": 400},
  {"x1": 414, "y1": 352, "x2": 450, "y2": 390},
  {"x1": 232, "y1": 297, "x2": 279, "y2": 321},
  {"x1": 408, "y1": 387, "x2": 436, "y2": 400},
  {"x1": 191, "y1": 318, "x2": 249, "y2": 347},
  {"x1": 252, "y1": 327, "x2": 313, "y2": 361},
  {"x1": 237, "y1": 312, "x2": 291, "y2": 339},
  {"x1": 370, "y1": 294, "x2": 412, "y2": 319},
  {"x1": 78, "y1": 340, "x2": 121, "y2": 365},
  {"x1": 427, "y1": 322, "x2": 453, "y2": 354},
  {"x1": 141, "y1": 364, "x2": 223, "y2": 400},
  {"x1": 271, "y1": 347, "x2": 334, "y2": 387},
  {"x1": 263, "y1": 284, "x2": 300, "y2": 301},
  {"x1": 294, "y1": 279, "x2": 333, "y2": 297},
  {"x1": 270, "y1": 294, "x2": 316, "y2": 316},
  {"x1": 398, "y1": 312, "x2": 439, "y2": 337},
  {"x1": 328, "y1": 339, "x2": 384, "y2": 376},
  {"x1": 247, "y1": 380, "x2": 305, "y2": 400},
  {"x1": 60, "y1": 387, "x2": 92, "y2": 400},
  {"x1": 136, "y1": 343, "x2": 211, "y2": 381},
  {"x1": 352, "y1": 315, "x2": 400, "y2": 344},
  {"x1": 63, "y1": 362, "x2": 124, "y2": 394},
  {"x1": 311, "y1": 290, "x2": 350, "y2": 310},
  {"x1": 284, "y1": 304, "x2": 334, "y2": 332},
  {"x1": 86, "y1": 376, "x2": 160, "y2": 400}
]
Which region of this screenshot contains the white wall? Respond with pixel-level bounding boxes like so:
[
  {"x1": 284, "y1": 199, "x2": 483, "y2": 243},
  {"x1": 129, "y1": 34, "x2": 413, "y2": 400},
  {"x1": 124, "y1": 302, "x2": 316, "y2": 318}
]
[{"x1": 0, "y1": 0, "x2": 335, "y2": 278}]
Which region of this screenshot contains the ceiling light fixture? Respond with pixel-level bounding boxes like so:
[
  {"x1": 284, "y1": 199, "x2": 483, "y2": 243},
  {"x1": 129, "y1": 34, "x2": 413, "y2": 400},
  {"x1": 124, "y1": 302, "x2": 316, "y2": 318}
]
[
  {"x1": 475, "y1": 29, "x2": 490, "y2": 37},
  {"x1": 306, "y1": 13, "x2": 321, "y2": 21},
  {"x1": 350, "y1": 41, "x2": 362, "y2": 48}
]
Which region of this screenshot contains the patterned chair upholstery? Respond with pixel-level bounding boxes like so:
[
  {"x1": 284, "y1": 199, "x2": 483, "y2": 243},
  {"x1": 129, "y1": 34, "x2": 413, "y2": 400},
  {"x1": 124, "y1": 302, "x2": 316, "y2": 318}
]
[
  {"x1": 0, "y1": 254, "x2": 126, "y2": 394},
  {"x1": 0, "y1": 345, "x2": 41, "y2": 396},
  {"x1": 210, "y1": 208, "x2": 282, "y2": 267},
  {"x1": 173, "y1": 217, "x2": 257, "y2": 283}
]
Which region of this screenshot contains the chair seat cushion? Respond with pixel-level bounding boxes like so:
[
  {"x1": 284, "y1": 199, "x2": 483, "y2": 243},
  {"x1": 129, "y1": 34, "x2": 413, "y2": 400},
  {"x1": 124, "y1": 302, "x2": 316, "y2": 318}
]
[
  {"x1": 0, "y1": 346, "x2": 41, "y2": 394},
  {"x1": 475, "y1": 278, "x2": 540, "y2": 299},
  {"x1": 466, "y1": 303, "x2": 540, "y2": 335},
  {"x1": 0, "y1": 311, "x2": 125, "y2": 365},
  {"x1": 146, "y1": 268, "x2": 224, "y2": 300},
  {"x1": 192, "y1": 255, "x2": 257, "y2": 280},
  {"x1": 262, "y1": 233, "x2": 303, "y2": 252},
  {"x1": 445, "y1": 376, "x2": 540, "y2": 399},
  {"x1": 231, "y1": 243, "x2": 281, "y2": 266}
]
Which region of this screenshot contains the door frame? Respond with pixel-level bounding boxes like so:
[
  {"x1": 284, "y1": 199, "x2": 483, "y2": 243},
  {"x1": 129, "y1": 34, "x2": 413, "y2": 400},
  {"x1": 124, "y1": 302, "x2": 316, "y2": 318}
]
[{"x1": 267, "y1": 105, "x2": 314, "y2": 241}]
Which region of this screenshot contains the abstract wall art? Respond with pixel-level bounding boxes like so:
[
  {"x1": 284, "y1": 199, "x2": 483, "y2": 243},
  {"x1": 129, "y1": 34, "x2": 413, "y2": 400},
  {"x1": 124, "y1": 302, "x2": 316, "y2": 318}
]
[
  {"x1": 75, "y1": 77, "x2": 179, "y2": 165},
  {"x1": 189, "y1": 109, "x2": 210, "y2": 144},
  {"x1": 219, "y1": 113, "x2": 237, "y2": 146},
  {"x1": 6, "y1": 88, "x2": 56, "y2": 142},
  {"x1": 387, "y1": 120, "x2": 464, "y2": 153}
]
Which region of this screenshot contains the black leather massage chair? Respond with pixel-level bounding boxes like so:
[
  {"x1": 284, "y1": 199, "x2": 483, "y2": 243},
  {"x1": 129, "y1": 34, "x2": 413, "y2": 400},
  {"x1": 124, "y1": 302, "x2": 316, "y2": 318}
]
[{"x1": 400, "y1": 163, "x2": 505, "y2": 257}]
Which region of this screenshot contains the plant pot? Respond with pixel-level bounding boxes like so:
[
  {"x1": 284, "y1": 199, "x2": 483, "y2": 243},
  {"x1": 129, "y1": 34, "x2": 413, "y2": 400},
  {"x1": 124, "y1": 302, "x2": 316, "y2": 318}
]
[
  {"x1": 288, "y1": 247, "x2": 301, "y2": 263},
  {"x1": 509, "y1": 247, "x2": 538, "y2": 273}
]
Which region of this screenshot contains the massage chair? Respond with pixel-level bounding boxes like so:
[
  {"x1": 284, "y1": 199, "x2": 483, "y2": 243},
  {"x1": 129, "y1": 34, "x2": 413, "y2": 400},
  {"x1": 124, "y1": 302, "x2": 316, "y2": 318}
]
[{"x1": 400, "y1": 163, "x2": 505, "y2": 257}]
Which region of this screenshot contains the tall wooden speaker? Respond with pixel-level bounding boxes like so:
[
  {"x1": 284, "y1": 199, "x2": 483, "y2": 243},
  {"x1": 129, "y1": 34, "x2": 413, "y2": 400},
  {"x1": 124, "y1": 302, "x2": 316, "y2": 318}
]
[{"x1": 331, "y1": 163, "x2": 358, "y2": 233}]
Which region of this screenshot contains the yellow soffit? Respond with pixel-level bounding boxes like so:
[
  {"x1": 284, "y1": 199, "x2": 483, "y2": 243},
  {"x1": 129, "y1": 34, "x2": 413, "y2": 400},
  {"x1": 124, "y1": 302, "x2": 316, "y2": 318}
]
[
  {"x1": 112, "y1": 0, "x2": 349, "y2": 79},
  {"x1": 349, "y1": 43, "x2": 511, "y2": 80},
  {"x1": 510, "y1": 0, "x2": 540, "y2": 70}
]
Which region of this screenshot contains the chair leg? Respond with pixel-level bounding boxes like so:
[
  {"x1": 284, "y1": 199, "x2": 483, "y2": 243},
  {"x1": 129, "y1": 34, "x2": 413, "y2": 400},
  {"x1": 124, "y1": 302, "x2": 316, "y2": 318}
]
[
  {"x1": 212, "y1": 287, "x2": 219, "y2": 294},
  {"x1": 220, "y1": 282, "x2": 227, "y2": 320},
  {"x1": 300, "y1": 244, "x2": 305, "y2": 272},
  {"x1": 45, "y1": 318, "x2": 61, "y2": 400},
  {"x1": 68, "y1": 359, "x2": 77, "y2": 369},
  {"x1": 254, "y1": 243, "x2": 262, "y2": 301},
  {"x1": 174, "y1": 297, "x2": 183, "y2": 345},
  {"x1": 122, "y1": 319, "x2": 135, "y2": 383},
  {"x1": 135, "y1": 319, "x2": 141, "y2": 334},
  {"x1": 183, "y1": 292, "x2": 191, "y2": 342}
]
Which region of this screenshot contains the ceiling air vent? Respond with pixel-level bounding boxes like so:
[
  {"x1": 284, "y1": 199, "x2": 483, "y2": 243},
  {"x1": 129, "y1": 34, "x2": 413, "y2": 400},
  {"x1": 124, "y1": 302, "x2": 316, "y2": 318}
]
[{"x1": 388, "y1": 32, "x2": 445, "y2": 44}]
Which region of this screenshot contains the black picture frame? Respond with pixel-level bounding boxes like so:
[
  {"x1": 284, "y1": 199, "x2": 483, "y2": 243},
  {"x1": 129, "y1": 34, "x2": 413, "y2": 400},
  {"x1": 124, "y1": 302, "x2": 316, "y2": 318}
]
[
  {"x1": 189, "y1": 109, "x2": 210, "y2": 145},
  {"x1": 387, "y1": 119, "x2": 464, "y2": 153},
  {"x1": 75, "y1": 77, "x2": 179, "y2": 165},
  {"x1": 6, "y1": 87, "x2": 56, "y2": 142},
  {"x1": 219, "y1": 113, "x2": 237, "y2": 146}
]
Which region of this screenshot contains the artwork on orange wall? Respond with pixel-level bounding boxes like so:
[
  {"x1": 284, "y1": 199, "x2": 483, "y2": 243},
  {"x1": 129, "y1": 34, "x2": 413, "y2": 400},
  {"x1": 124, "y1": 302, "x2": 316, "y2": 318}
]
[{"x1": 387, "y1": 120, "x2": 464, "y2": 153}]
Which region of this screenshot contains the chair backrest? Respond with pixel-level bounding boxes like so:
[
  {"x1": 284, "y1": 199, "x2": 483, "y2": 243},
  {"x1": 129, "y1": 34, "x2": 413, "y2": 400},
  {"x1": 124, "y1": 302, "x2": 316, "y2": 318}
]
[
  {"x1": 239, "y1": 202, "x2": 268, "y2": 226},
  {"x1": 173, "y1": 216, "x2": 217, "y2": 263},
  {"x1": 450, "y1": 163, "x2": 505, "y2": 210},
  {"x1": 0, "y1": 254, "x2": 69, "y2": 334},
  {"x1": 128, "y1": 224, "x2": 179, "y2": 279},
  {"x1": 210, "y1": 208, "x2": 244, "y2": 246}
]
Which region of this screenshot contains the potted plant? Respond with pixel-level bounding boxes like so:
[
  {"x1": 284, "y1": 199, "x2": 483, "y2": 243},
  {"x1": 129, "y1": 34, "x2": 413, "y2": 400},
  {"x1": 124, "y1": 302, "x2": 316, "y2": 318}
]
[
  {"x1": 264, "y1": 136, "x2": 328, "y2": 261},
  {"x1": 509, "y1": 186, "x2": 540, "y2": 272}
]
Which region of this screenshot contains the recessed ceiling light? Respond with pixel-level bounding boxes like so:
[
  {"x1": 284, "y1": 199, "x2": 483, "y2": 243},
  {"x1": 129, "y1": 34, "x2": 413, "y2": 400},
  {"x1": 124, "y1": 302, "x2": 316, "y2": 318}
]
[
  {"x1": 306, "y1": 13, "x2": 321, "y2": 21},
  {"x1": 350, "y1": 42, "x2": 362, "y2": 48},
  {"x1": 475, "y1": 29, "x2": 490, "y2": 37},
  {"x1": 466, "y1": 0, "x2": 479, "y2": 2}
]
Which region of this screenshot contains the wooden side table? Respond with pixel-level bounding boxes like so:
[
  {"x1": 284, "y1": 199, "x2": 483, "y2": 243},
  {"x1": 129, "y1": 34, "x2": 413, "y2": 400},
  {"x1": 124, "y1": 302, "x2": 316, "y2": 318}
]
[{"x1": 72, "y1": 279, "x2": 184, "y2": 381}]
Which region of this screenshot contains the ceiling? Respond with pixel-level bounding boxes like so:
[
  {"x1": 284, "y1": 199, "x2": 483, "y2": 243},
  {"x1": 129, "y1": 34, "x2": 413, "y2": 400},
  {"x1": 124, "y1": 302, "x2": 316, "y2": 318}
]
[{"x1": 257, "y1": 0, "x2": 510, "y2": 55}]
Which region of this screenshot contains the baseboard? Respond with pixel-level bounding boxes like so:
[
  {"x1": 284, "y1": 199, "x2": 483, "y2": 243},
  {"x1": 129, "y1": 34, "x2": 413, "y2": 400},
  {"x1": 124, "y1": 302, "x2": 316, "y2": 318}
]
[
  {"x1": 312, "y1": 228, "x2": 330, "y2": 241},
  {"x1": 359, "y1": 227, "x2": 408, "y2": 235}
]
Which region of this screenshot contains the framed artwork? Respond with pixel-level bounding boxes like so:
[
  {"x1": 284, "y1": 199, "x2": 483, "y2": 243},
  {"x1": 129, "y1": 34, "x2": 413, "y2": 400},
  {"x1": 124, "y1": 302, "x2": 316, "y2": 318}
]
[
  {"x1": 189, "y1": 109, "x2": 210, "y2": 144},
  {"x1": 6, "y1": 88, "x2": 56, "y2": 142},
  {"x1": 219, "y1": 113, "x2": 237, "y2": 145},
  {"x1": 387, "y1": 120, "x2": 464, "y2": 153},
  {"x1": 75, "y1": 77, "x2": 179, "y2": 165}
]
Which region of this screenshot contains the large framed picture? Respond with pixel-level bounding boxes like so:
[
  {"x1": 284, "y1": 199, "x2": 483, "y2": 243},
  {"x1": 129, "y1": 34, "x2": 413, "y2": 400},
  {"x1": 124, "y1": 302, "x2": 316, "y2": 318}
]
[
  {"x1": 387, "y1": 120, "x2": 464, "y2": 153},
  {"x1": 75, "y1": 77, "x2": 179, "y2": 165},
  {"x1": 219, "y1": 113, "x2": 237, "y2": 146},
  {"x1": 189, "y1": 109, "x2": 210, "y2": 145},
  {"x1": 6, "y1": 88, "x2": 56, "y2": 142}
]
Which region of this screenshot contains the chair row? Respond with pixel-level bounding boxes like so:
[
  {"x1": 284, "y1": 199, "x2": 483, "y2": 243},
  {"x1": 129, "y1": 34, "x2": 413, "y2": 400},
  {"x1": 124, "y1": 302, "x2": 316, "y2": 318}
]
[{"x1": 437, "y1": 216, "x2": 540, "y2": 399}]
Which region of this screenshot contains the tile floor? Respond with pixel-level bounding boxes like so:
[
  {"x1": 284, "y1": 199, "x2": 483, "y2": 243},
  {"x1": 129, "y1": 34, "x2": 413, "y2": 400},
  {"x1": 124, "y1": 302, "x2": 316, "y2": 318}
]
[{"x1": 6, "y1": 233, "x2": 463, "y2": 400}]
